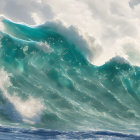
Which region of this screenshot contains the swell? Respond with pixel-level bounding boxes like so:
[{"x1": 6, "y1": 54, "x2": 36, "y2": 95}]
[{"x1": 0, "y1": 18, "x2": 140, "y2": 134}]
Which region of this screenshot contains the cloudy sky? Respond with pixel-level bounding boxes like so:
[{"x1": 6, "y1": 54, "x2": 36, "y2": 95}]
[{"x1": 0, "y1": 0, "x2": 140, "y2": 66}]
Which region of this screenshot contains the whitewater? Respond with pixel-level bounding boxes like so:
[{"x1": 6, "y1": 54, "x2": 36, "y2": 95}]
[{"x1": 0, "y1": 17, "x2": 140, "y2": 139}]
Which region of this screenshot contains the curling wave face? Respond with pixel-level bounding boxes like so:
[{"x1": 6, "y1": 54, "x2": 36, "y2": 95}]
[{"x1": 0, "y1": 18, "x2": 139, "y2": 135}]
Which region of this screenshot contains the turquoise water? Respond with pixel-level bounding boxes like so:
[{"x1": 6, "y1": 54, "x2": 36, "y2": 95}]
[{"x1": 0, "y1": 18, "x2": 140, "y2": 136}]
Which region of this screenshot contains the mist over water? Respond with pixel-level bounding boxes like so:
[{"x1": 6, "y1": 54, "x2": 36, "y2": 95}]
[{"x1": 0, "y1": 17, "x2": 139, "y2": 138}]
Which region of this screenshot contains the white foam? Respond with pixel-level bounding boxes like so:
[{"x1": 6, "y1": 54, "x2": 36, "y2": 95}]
[
  {"x1": 37, "y1": 41, "x2": 52, "y2": 53},
  {"x1": 9, "y1": 96, "x2": 44, "y2": 123},
  {"x1": 31, "y1": 13, "x2": 42, "y2": 25},
  {"x1": 0, "y1": 68, "x2": 44, "y2": 124},
  {"x1": 23, "y1": 46, "x2": 29, "y2": 53}
]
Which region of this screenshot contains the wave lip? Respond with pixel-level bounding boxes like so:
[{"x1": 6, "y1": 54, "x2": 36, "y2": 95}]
[
  {"x1": 0, "y1": 16, "x2": 5, "y2": 32},
  {"x1": 1, "y1": 16, "x2": 140, "y2": 67}
]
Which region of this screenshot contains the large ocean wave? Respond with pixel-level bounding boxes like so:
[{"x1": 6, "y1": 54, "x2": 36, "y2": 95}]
[{"x1": 0, "y1": 17, "x2": 140, "y2": 138}]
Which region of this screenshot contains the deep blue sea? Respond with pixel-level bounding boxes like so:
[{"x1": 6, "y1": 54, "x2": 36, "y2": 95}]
[
  {"x1": 0, "y1": 126, "x2": 139, "y2": 140},
  {"x1": 0, "y1": 17, "x2": 139, "y2": 139}
]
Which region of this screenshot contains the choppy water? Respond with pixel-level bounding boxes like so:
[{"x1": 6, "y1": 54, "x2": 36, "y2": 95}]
[
  {"x1": 0, "y1": 17, "x2": 140, "y2": 139},
  {"x1": 0, "y1": 126, "x2": 139, "y2": 140}
]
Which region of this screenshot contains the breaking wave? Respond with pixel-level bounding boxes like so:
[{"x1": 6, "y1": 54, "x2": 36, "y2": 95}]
[{"x1": 0, "y1": 17, "x2": 139, "y2": 137}]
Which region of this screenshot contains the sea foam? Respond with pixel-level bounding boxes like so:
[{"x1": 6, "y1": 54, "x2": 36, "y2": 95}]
[{"x1": 0, "y1": 68, "x2": 44, "y2": 124}]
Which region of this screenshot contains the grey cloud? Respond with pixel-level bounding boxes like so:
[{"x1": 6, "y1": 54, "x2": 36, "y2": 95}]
[
  {"x1": 80, "y1": 0, "x2": 137, "y2": 38},
  {"x1": 129, "y1": 0, "x2": 140, "y2": 8},
  {"x1": 0, "y1": 0, "x2": 54, "y2": 24}
]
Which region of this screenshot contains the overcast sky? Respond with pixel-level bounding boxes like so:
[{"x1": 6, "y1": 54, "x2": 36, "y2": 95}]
[{"x1": 0, "y1": 0, "x2": 140, "y2": 66}]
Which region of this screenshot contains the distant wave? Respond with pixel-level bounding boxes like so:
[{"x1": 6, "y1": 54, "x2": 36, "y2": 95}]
[{"x1": 0, "y1": 17, "x2": 139, "y2": 137}]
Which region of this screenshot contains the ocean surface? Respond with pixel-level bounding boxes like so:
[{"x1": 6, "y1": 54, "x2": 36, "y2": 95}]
[{"x1": 0, "y1": 17, "x2": 140, "y2": 139}]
